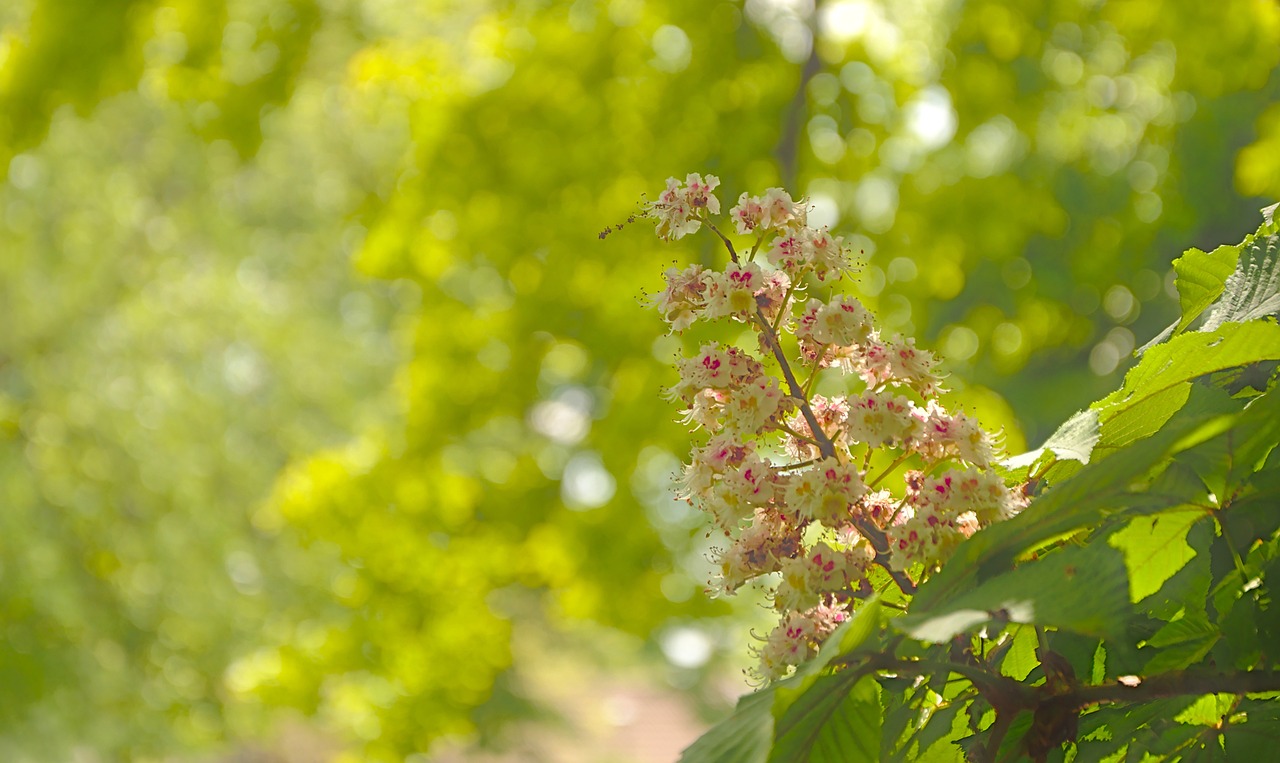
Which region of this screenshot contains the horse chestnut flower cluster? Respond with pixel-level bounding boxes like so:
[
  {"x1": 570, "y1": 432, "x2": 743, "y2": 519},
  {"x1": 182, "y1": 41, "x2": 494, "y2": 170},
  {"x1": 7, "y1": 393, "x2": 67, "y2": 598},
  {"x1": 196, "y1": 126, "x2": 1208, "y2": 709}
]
[{"x1": 642, "y1": 174, "x2": 1025, "y2": 680}]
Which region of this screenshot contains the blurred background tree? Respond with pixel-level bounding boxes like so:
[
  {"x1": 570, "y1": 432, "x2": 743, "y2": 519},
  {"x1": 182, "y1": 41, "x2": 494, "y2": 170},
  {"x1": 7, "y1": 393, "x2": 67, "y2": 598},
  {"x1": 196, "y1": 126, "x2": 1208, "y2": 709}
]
[{"x1": 1, "y1": 0, "x2": 1278, "y2": 760}]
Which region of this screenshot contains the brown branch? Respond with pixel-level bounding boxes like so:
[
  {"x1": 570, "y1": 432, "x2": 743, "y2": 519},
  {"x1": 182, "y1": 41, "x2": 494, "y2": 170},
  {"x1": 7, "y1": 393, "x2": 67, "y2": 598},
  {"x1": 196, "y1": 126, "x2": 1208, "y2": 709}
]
[
  {"x1": 973, "y1": 710, "x2": 1016, "y2": 763},
  {"x1": 1024, "y1": 669, "x2": 1280, "y2": 760},
  {"x1": 845, "y1": 647, "x2": 1280, "y2": 761},
  {"x1": 703, "y1": 219, "x2": 740, "y2": 264},
  {"x1": 752, "y1": 304, "x2": 919, "y2": 597},
  {"x1": 864, "y1": 663, "x2": 1280, "y2": 759},
  {"x1": 869, "y1": 552, "x2": 917, "y2": 595},
  {"x1": 754, "y1": 307, "x2": 832, "y2": 459},
  {"x1": 858, "y1": 654, "x2": 1032, "y2": 708},
  {"x1": 1051, "y1": 670, "x2": 1280, "y2": 711}
]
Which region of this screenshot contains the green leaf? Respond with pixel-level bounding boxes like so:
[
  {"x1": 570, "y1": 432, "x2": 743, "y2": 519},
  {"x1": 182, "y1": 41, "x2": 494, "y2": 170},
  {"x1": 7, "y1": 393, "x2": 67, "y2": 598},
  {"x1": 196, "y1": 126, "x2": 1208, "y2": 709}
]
[
  {"x1": 1003, "y1": 408, "x2": 1100, "y2": 471},
  {"x1": 1225, "y1": 721, "x2": 1280, "y2": 758},
  {"x1": 1223, "y1": 385, "x2": 1280, "y2": 484},
  {"x1": 1071, "y1": 739, "x2": 1128, "y2": 763},
  {"x1": 761, "y1": 600, "x2": 884, "y2": 761},
  {"x1": 1224, "y1": 696, "x2": 1280, "y2": 755},
  {"x1": 1174, "y1": 693, "x2": 1235, "y2": 726},
  {"x1": 880, "y1": 685, "x2": 923, "y2": 760},
  {"x1": 1091, "y1": 641, "x2": 1108, "y2": 684},
  {"x1": 1167, "y1": 389, "x2": 1280, "y2": 610},
  {"x1": 1000, "y1": 624, "x2": 1040, "y2": 681},
  {"x1": 1140, "y1": 518, "x2": 1214, "y2": 624},
  {"x1": 1139, "y1": 240, "x2": 1239, "y2": 353},
  {"x1": 897, "y1": 542, "x2": 1132, "y2": 643},
  {"x1": 678, "y1": 688, "x2": 774, "y2": 763},
  {"x1": 1180, "y1": 737, "x2": 1229, "y2": 763},
  {"x1": 1077, "y1": 697, "x2": 1200, "y2": 753},
  {"x1": 1145, "y1": 608, "x2": 1218, "y2": 648},
  {"x1": 1141, "y1": 211, "x2": 1280, "y2": 351},
  {"x1": 1108, "y1": 509, "x2": 1204, "y2": 603},
  {"x1": 1220, "y1": 464, "x2": 1280, "y2": 553},
  {"x1": 1091, "y1": 383, "x2": 1191, "y2": 460},
  {"x1": 1259, "y1": 555, "x2": 1280, "y2": 655},
  {"x1": 912, "y1": 385, "x2": 1237, "y2": 613},
  {"x1": 1140, "y1": 720, "x2": 1209, "y2": 755},
  {"x1": 1202, "y1": 220, "x2": 1280, "y2": 331},
  {"x1": 1174, "y1": 244, "x2": 1242, "y2": 335},
  {"x1": 768, "y1": 674, "x2": 882, "y2": 763},
  {"x1": 912, "y1": 702, "x2": 970, "y2": 763},
  {"x1": 994, "y1": 712, "x2": 1036, "y2": 761},
  {"x1": 1177, "y1": 385, "x2": 1280, "y2": 505},
  {"x1": 1095, "y1": 321, "x2": 1280, "y2": 422},
  {"x1": 773, "y1": 598, "x2": 883, "y2": 709},
  {"x1": 1141, "y1": 609, "x2": 1220, "y2": 673},
  {"x1": 1217, "y1": 584, "x2": 1265, "y2": 668},
  {"x1": 682, "y1": 600, "x2": 885, "y2": 763}
]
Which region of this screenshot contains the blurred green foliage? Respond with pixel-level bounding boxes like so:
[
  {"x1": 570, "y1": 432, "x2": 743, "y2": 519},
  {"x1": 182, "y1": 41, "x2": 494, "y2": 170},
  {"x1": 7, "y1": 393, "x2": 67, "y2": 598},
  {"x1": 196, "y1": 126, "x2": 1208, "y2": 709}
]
[{"x1": 1, "y1": 0, "x2": 1278, "y2": 760}]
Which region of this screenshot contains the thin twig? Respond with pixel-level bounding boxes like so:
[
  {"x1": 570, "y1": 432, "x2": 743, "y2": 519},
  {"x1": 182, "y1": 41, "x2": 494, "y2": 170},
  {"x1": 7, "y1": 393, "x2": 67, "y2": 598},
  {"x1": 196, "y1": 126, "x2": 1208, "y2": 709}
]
[
  {"x1": 753, "y1": 308, "x2": 832, "y2": 459},
  {"x1": 886, "y1": 495, "x2": 910, "y2": 527},
  {"x1": 773, "y1": 421, "x2": 822, "y2": 449},
  {"x1": 771, "y1": 282, "x2": 799, "y2": 334},
  {"x1": 704, "y1": 219, "x2": 740, "y2": 264},
  {"x1": 862, "y1": 655, "x2": 1032, "y2": 704},
  {"x1": 868, "y1": 451, "x2": 914, "y2": 489},
  {"x1": 776, "y1": 458, "x2": 820, "y2": 472},
  {"x1": 801, "y1": 343, "x2": 829, "y2": 398},
  {"x1": 1056, "y1": 670, "x2": 1280, "y2": 710},
  {"x1": 746, "y1": 231, "x2": 768, "y2": 262}
]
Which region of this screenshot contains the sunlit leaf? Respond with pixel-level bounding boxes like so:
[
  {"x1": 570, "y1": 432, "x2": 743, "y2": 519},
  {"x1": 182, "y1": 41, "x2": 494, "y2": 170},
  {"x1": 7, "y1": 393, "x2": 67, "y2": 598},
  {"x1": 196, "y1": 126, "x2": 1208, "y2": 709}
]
[
  {"x1": 1002, "y1": 408, "x2": 1100, "y2": 470},
  {"x1": 913, "y1": 385, "x2": 1239, "y2": 612},
  {"x1": 1092, "y1": 383, "x2": 1191, "y2": 458},
  {"x1": 1172, "y1": 244, "x2": 1241, "y2": 336},
  {"x1": 909, "y1": 701, "x2": 970, "y2": 763},
  {"x1": 1174, "y1": 693, "x2": 1235, "y2": 726},
  {"x1": 1000, "y1": 624, "x2": 1040, "y2": 681},
  {"x1": 1095, "y1": 321, "x2": 1280, "y2": 422},
  {"x1": 1108, "y1": 509, "x2": 1204, "y2": 603},
  {"x1": 1202, "y1": 220, "x2": 1280, "y2": 331}
]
